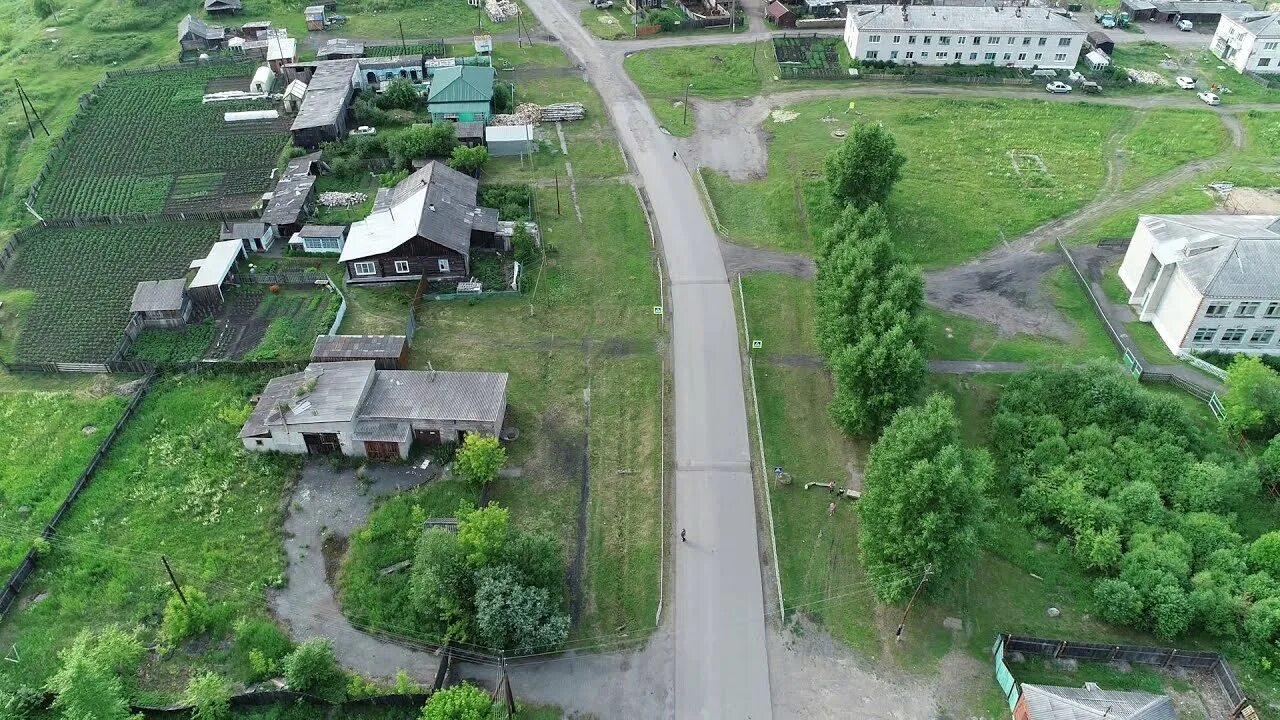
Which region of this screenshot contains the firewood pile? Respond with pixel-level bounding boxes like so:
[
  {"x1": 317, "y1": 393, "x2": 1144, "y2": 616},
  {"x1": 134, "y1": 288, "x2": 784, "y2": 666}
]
[
  {"x1": 318, "y1": 191, "x2": 368, "y2": 208},
  {"x1": 486, "y1": 0, "x2": 520, "y2": 21},
  {"x1": 489, "y1": 102, "x2": 586, "y2": 126}
]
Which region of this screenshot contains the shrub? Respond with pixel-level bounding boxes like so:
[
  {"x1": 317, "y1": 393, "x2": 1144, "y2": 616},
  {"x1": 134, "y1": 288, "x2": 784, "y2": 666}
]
[
  {"x1": 233, "y1": 617, "x2": 294, "y2": 681},
  {"x1": 185, "y1": 672, "x2": 231, "y2": 720},
  {"x1": 282, "y1": 638, "x2": 344, "y2": 699},
  {"x1": 1147, "y1": 584, "x2": 1193, "y2": 640},
  {"x1": 376, "y1": 79, "x2": 422, "y2": 111},
  {"x1": 0, "y1": 684, "x2": 45, "y2": 720},
  {"x1": 354, "y1": 98, "x2": 393, "y2": 127},
  {"x1": 1251, "y1": 531, "x2": 1280, "y2": 576},
  {"x1": 454, "y1": 435, "x2": 506, "y2": 489},
  {"x1": 448, "y1": 145, "x2": 489, "y2": 175},
  {"x1": 478, "y1": 184, "x2": 533, "y2": 221},
  {"x1": 422, "y1": 683, "x2": 493, "y2": 720},
  {"x1": 492, "y1": 82, "x2": 514, "y2": 114},
  {"x1": 161, "y1": 587, "x2": 217, "y2": 648},
  {"x1": 1093, "y1": 578, "x2": 1143, "y2": 626},
  {"x1": 1247, "y1": 597, "x2": 1280, "y2": 645},
  {"x1": 1222, "y1": 355, "x2": 1280, "y2": 442},
  {"x1": 511, "y1": 223, "x2": 536, "y2": 268}
]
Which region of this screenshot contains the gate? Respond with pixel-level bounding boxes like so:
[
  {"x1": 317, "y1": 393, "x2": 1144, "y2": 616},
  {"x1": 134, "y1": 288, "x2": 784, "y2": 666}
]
[
  {"x1": 303, "y1": 432, "x2": 342, "y2": 455},
  {"x1": 363, "y1": 441, "x2": 401, "y2": 460}
]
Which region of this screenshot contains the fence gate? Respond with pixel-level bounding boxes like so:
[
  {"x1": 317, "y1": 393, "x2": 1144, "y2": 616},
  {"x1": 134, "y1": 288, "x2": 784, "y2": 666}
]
[
  {"x1": 1209, "y1": 391, "x2": 1226, "y2": 420},
  {"x1": 1122, "y1": 349, "x2": 1142, "y2": 379}
]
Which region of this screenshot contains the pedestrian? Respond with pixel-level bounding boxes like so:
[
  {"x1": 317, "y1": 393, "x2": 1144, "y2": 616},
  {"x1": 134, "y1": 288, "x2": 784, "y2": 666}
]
[
  {"x1": 672, "y1": 151, "x2": 677, "y2": 160},
  {"x1": 827, "y1": 502, "x2": 836, "y2": 516},
  {"x1": 680, "y1": 528, "x2": 686, "y2": 542}
]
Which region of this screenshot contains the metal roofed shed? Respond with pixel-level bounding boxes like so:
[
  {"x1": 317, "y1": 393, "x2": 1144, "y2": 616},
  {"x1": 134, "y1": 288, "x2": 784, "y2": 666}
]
[
  {"x1": 187, "y1": 240, "x2": 246, "y2": 305},
  {"x1": 318, "y1": 38, "x2": 366, "y2": 59},
  {"x1": 1086, "y1": 30, "x2": 1114, "y2": 55},
  {"x1": 312, "y1": 334, "x2": 409, "y2": 369},
  {"x1": 204, "y1": 0, "x2": 242, "y2": 14},
  {"x1": 1018, "y1": 683, "x2": 1175, "y2": 720},
  {"x1": 454, "y1": 120, "x2": 485, "y2": 143},
  {"x1": 290, "y1": 59, "x2": 359, "y2": 147},
  {"x1": 484, "y1": 124, "x2": 534, "y2": 157},
  {"x1": 361, "y1": 370, "x2": 508, "y2": 430}
]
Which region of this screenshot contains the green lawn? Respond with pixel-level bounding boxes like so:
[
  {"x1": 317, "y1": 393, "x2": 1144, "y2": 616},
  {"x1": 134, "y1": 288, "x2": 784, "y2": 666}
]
[
  {"x1": 623, "y1": 43, "x2": 773, "y2": 135},
  {"x1": 0, "y1": 374, "x2": 300, "y2": 702},
  {"x1": 1117, "y1": 109, "x2": 1230, "y2": 190},
  {"x1": 580, "y1": 7, "x2": 636, "y2": 40},
  {"x1": 1109, "y1": 42, "x2": 1280, "y2": 105},
  {"x1": 0, "y1": 288, "x2": 35, "y2": 363},
  {"x1": 706, "y1": 97, "x2": 1129, "y2": 266},
  {"x1": 1240, "y1": 110, "x2": 1280, "y2": 164}
]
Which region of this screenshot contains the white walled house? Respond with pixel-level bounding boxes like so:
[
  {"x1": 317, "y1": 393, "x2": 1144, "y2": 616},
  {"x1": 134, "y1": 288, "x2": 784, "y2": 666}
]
[
  {"x1": 843, "y1": 5, "x2": 1087, "y2": 69},
  {"x1": 1211, "y1": 12, "x2": 1280, "y2": 75},
  {"x1": 1119, "y1": 215, "x2": 1280, "y2": 355}
]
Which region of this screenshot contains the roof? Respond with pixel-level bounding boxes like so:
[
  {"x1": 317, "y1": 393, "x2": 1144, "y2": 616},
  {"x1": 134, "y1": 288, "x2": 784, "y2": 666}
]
[
  {"x1": 220, "y1": 221, "x2": 268, "y2": 240},
  {"x1": 766, "y1": 1, "x2": 794, "y2": 19},
  {"x1": 1086, "y1": 49, "x2": 1110, "y2": 65},
  {"x1": 1122, "y1": 0, "x2": 1157, "y2": 10},
  {"x1": 1019, "y1": 684, "x2": 1176, "y2": 720},
  {"x1": 130, "y1": 278, "x2": 187, "y2": 313},
  {"x1": 1140, "y1": 214, "x2": 1280, "y2": 297},
  {"x1": 299, "y1": 224, "x2": 347, "y2": 237},
  {"x1": 239, "y1": 361, "x2": 378, "y2": 437},
  {"x1": 426, "y1": 65, "x2": 495, "y2": 104},
  {"x1": 291, "y1": 59, "x2": 358, "y2": 132},
  {"x1": 266, "y1": 36, "x2": 297, "y2": 62},
  {"x1": 1087, "y1": 30, "x2": 1113, "y2": 44},
  {"x1": 189, "y1": 240, "x2": 244, "y2": 289},
  {"x1": 283, "y1": 78, "x2": 308, "y2": 99},
  {"x1": 485, "y1": 124, "x2": 534, "y2": 143},
  {"x1": 318, "y1": 38, "x2": 366, "y2": 57},
  {"x1": 262, "y1": 153, "x2": 321, "y2": 225},
  {"x1": 360, "y1": 370, "x2": 508, "y2": 424},
  {"x1": 204, "y1": 0, "x2": 242, "y2": 9},
  {"x1": 340, "y1": 161, "x2": 481, "y2": 262},
  {"x1": 1152, "y1": 0, "x2": 1251, "y2": 14},
  {"x1": 312, "y1": 334, "x2": 407, "y2": 360},
  {"x1": 1233, "y1": 11, "x2": 1280, "y2": 37},
  {"x1": 473, "y1": 207, "x2": 499, "y2": 233},
  {"x1": 179, "y1": 14, "x2": 225, "y2": 41},
  {"x1": 454, "y1": 121, "x2": 485, "y2": 139},
  {"x1": 850, "y1": 4, "x2": 1087, "y2": 33}
]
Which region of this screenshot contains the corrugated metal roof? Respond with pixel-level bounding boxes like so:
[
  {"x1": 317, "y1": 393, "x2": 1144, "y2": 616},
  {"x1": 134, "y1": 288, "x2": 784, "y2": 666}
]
[
  {"x1": 312, "y1": 334, "x2": 407, "y2": 359},
  {"x1": 299, "y1": 224, "x2": 347, "y2": 237},
  {"x1": 130, "y1": 278, "x2": 187, "y2": 313},
  {"x1": 426, "y1": 65, "x2": 495, "y2": 104},
  {"x1": 318, "y1": 38, "x2": 366, "y2": 57},
  {"x1": 360, "y1": 370, "x2": 508, "y2": 424},
  {"x1": 239, "y1": 361, "x2": 377, "y2": 438},
  {"x1": 1020, "y1": 684, "x2": 1175, "y2": 720},
  {"x1": 262, "y1": 153, "x2": 321, "y2": 225},
  {"x1": 189, "y1": 240, "x2": 244, "y2": 289},
  {"x1": 1234, "y1": 10, "x2": 1280, "y2": 35},
  {"x1": 1141, "y1": 214, "x2": 1280, "y2": 298},
  {"x1": 205, "y1": 0, "x2": 243, "y2": 10},
  {"x1": 852, "y1": 4, "x2": 1086, "y2": 33},
  {"x1": 291, "y1": 59, "x2": 358, "y2": 132},
  {"x1": 340, "y1": 161, "x2": 480, "y2": 262},
  {"x1": 179, "y1": 14, "x2": 225, "y2": 41},
  {"x1": 1152, "y1": 0, "x2": 1251, "y2": 13},
  {"x1": 353, "y1": 420, "x2": 411, "y2": 442}
]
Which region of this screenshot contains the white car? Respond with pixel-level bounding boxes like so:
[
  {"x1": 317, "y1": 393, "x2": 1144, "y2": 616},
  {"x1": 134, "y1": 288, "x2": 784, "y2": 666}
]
[
  {"x1": 350, "y1": 125, "x2": 377, "y2": 136},
  {"x1": 1198, "y1": 91, "x2": 1221, "y2": 106},
  {"x1": 1045, "y1": 81, "x2": 1072, "y2": 94},
  {"x1": 1177, "y1": 19, "x2": 1193, "y2": 31},
  {"x1": 1175, "y1": 76, "x2": 1197, "y2": 89}
]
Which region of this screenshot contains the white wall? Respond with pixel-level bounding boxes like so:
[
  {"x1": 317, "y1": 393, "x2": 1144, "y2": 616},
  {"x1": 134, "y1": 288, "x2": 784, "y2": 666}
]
[
  {"x1": 1211, "y1": 16, "x2": 1279, "y2": 74},
  {"x1": 845, "y1": 20, "x2": 1084, "y2": 69},
  {"x1": 1119, "y1": 223, "x2": 1156, "y2": 294},
  {"x1": 1149, "y1": 271, "x2": 1204, "y2": 353}
]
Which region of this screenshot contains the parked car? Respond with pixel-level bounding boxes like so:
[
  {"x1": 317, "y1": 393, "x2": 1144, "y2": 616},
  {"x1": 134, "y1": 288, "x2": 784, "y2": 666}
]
[
  {"x1": 350, "y1": 125, "x2": 377, "y2": 136},
  {"x1": 592, "y1": 0, "x2": 614, "y2": 8},
  {"x1": 1198, "y1": 91, "x2": 1221, "y2": 106},
  {"x1": 1175, "y1": 76, "x2": 1197, "y2": 89},
  {"x1": 1046, "y1": 81, "x2": 1072, "y2": 94},
  {"x1": 1082, "y1": 80, "x2": 1102, "y2": 94},
  {"x1": 1177, "y1": 19, "x2": 1193, "y2": 31}
]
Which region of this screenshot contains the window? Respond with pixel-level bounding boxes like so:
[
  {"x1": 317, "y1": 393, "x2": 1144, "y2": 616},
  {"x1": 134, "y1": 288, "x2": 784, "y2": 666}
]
[
  {"x1": 1058, "y1": 37, "x2": 1072, "y2": 46},
  {"x1": 1266, "y1": 302, "x2": 1280, "y2": 318},
  {"x1": 1007, "y1": 36, "x2": 1016, "y2": 44},
  {"x1": 1252, "y1": 329, "x2": 1276, "y2": 344},
  {"x1": 437, "y1": 258, "x2": 451, "y2": 272},
  {"x1": 1192, "y1": 327, "x2": 1217, "y2": 343},
  {"x1": 1054, "y1": 53, "x2": 1067, "y2": 61},
  {"x1": 1237, "y1": 301, "x2": 1261, "y2": 317},
  {"x1": 394, "y1": 260, "x2": 410, "y2": 274},
  {"x1": 1260, "y1": 58, "x2": 1273, "y2": 67},
  {"x1": 892, "y1": 35, "x2": 901, "y2": 43},
  {"x1": 984, "y1": 52, "x2": 997, "y2": 60},
  {"x1": 908, "y1": 35, "x2": 917, "y2": 44},
  {"x1": 1022, "y1": 36, "x2": 1031, "y2": 45},
  {"x1": 255, "y1": 439, "x2": 264, "y2": 446},
  {"x1": 1206, "y1": 303, "x2": 1229, "y2": 318},
  {"x1": 923, "y1": 35, "x2": 932, "y2": 44},
  {"x1": 905, "y1": 51, "x2": 914, "y2": 59},
  {"x1": 973, "y1": 36, "x2": 981, "y2": 45},
  {"x1": 939, "y1": 35, "x2": 951, "y2": 45},
  {"x1": 1266, "y1": 41, "x2": 1278, "y2": 49},
  {"x1": 954, "y1": 52, "x2": 962, "y2": 59},
  {"x1": 865, "y1": 50, "x2": 879, "y2": 59},
  {"x1": 890, "y1": 50, "x2": 899, "y2": 59},
  {"x1": 958, "y1": 36, "x2": 967, "y2": 45},
  {"x1": 868, "y1": 34, "x2": 881, "y2": 43},
  {"x1": 1038, "y1": 36, "x2": 1048, "y2": 46},
  {"x1": 311, "y1": 236, "x2": 341, "y2": 250},
  {"x1": 988, "y1": 36, "x2": 1000, "y2": 44},
  {"x1": 919, "y1": 51, "x2": 929, "y2": 58},
  {"x1": 1003, "y1": 52, "x2": 1012, "y2": 60},
  {"x1": 1222, "y1": 328, "x2": 1247, "y2": 343},
  {"x1": 969, "y1": 52, "x2": 978, "y2": 60},
  {"x1": 1018, "y1": 52, "x2": 1027, "y2": 61},
  {"x1": 352, "y1": 261, "x2": 377, "y2": 276},
  {"x1": 1034, "y1": 53, "x2": 1043, "y2": 60}
]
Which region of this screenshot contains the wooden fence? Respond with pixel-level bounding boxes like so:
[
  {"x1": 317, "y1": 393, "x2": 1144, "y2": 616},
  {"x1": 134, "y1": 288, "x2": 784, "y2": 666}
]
[
  {"x1": 1, "y1": 359, "x2": 304, "y2": 376},
  {"x1": 0, "y1": 376, "x2": 152, "y2": 617},
  {"x1": 998, "y1": 633, "x2": 1254, "y2": 716},
  {"x1": 854, "y1": 72, "x2": 1034, "y2": 85}
]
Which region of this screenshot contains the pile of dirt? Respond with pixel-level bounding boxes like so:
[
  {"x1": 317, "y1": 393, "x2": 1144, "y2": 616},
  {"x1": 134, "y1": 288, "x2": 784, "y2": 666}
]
[
  {"x1": 769, "y1": 109, "x2": 799, "y2": 123},
  {"x1": 1224, "y1": 186, "x2": 1280, "y2": 214},
  {"x1": 1126, "y1": 68, "x2": 1168, "y2": 85}
]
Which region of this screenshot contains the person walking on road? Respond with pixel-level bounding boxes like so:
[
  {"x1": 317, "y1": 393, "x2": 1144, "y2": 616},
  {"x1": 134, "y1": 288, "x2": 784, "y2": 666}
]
[{"x1": 680, "y1": 528, "x2": 687, "y2": 542}]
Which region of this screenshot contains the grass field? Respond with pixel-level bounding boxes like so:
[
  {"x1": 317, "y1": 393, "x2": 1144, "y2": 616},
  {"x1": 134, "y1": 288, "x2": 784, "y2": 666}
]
[
  {"x1": 581, "y1": 7, "x2": 637, "y2": 39},
  {"x1": 0, "y1": 288, "x2": 35, "y2": 362},
  {"x1": 0, "y1": 375, "x2": 128, "y2": 576},
  {"x1": 623, "y1": 43, "x2": 772, "y2": 135},
  {"x1": 1110, "y1": 42, "x2": 1280, "y2": 105},
  {"x1": 0, "y1": 374, "x2": 300, "y2": 701},
  {"x1": 1240, "y1": 110, "x2": 1280, "y2": 163},
  {"x1": 1, "y1": 223, "x2": 218, "y2": 362},
  {"x1": 704, "y1": 97, "x2": 1129, "y2": 266},
  {"x1": 1117, "y1": 109, "x2": 1230, "y2": 190}
]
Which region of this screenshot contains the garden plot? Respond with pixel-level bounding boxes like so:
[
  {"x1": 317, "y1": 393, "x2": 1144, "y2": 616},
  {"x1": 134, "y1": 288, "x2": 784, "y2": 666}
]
[
  {"x1": 34, "y1": 63, "x2": 291, "y2": 217},
  {"x1": 0, "y1": 223, "x2": 219, "y2": 362}
]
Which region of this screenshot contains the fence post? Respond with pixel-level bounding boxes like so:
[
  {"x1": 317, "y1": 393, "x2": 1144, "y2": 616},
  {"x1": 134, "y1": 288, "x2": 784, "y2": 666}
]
[
  {"x1": 1054, "y1": 640, "x2": 1066, "y2": 658},
  {"x1": 1164, "y1": 649, "x2": 1176, "y2": 668}
]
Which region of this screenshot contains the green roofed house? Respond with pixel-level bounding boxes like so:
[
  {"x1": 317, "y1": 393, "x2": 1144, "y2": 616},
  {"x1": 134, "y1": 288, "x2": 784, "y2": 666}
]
[{"x1": 427, "y1": 65, "x2": 496, "y2": 123}]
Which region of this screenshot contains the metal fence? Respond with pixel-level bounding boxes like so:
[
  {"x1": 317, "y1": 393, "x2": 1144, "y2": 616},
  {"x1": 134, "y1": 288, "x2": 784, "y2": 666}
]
[{"x1": 0, "y1": 376, "x2": 152, "y2": 617}]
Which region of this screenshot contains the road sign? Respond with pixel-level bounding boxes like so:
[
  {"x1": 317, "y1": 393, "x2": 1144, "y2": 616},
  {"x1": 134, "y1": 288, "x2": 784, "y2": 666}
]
[
  {"x1": 751, "y1": 340, "x2": 763, "y2": 349},
  {"x1": 653, "y1": 306, "x2": 663, "y2": 315}
]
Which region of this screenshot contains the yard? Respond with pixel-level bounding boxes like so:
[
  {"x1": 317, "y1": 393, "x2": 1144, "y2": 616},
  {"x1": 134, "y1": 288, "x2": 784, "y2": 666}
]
[
  {"x1": 580, "y1": 7, "x2": 637, "y2": 40},
  {"x1": 1116, "y1": 108, "x2": 1230, "y2": 190},
  {"x1": 0, "y1": 373, "x2": 300, "y2": 701},
  {"x1": 622, "y1": 43, "x2": 774, "y2": 135},
  {"x1": 1108, "y1": 42, "x2": 1280, "y2": 104}
]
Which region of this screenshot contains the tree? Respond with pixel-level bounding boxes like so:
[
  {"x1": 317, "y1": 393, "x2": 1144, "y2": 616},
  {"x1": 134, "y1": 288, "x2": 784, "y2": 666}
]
[
  {"x1": 1147, "y1": 583, "x2": 1193, "y2": 640},
  {"x1": 472, "y1": 565, "x2": 570, "y2": 653},
  {"x1": 454, "y1": 435, "x2": 506, "y2": 489},
  {"x1": 411, "y1": 528, "x2": 475, "y2": 640},
  {"x1": 858, "y1": 394, "x2": 991, "y2": 602},
  {"x1": 501, "y1": 531, "x2": 564, "y2": 591},
  {"x1": 421, "y1": 683, "x2": 494, "y2": 720},
  {"x1": 1222, "y1": 355, "x2": 1280, "y2": 442},
  {"x1": 387, "y1": 126, "x2": 431, "y2": 169},
  {"x1": 422, "y1": 122, "x2": 459, "y2": 158},
  {"x1": 829, "y1": 325, "x2": 925, "y2": 436},
  {"x1": 492, "y1": 82, "x2": 514, "y2": 114},
  {"x1": 511, "y1": 223, "x2": 536, "y2": 268},
  {"x1": 456, "y1": 502, "x2": 510, "y2": 568},
  {"x1": 282, "y1": 638, "x2": 344, "y2": 699},
  {"x1": 1260, "y1": 434, "x2": 1280, "y2": 491},
  {"x1": 377, "y1": 78, "x2": 421, "y2": 111},
  {"x1": 46, "y1": 627, "x2": 144, "y2": 720},
  {"x1": 448, "y1": 145, "x2": 489, "y2": 175},
  {"x1": 1093, "y1": 578, "x2": 1144, "y2": 626},
  {"x1": 824, "y1": 122, "x2": 906, "y2": 210},
  {"x1": 185, "y1": 672, "x2": 231, "y2": 720},
  {"x1": 1250, "y1": 531, "x2": 1280, "y2": 576},
  {"x1": 1111, "y1": 480, "x2": 1164, "y2": 526}
]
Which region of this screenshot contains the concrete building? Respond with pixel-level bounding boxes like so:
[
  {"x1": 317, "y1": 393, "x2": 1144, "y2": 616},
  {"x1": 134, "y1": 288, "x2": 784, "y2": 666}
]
[
  {"x1": 1016, "y1": 683, "x2": 1174, "y2": 720},
  {"x1": 843, "y1": 4, "x2": 1087, "y2": 69},
  {"x1": 1212, "y1": 11, "x2": 1280, "y2": 75},
  {"x1": 239, "y1": 361, "x2": 508, "y2": 459},
  {"x1": 1119, "y1": 214, "x2": 1280, "y2": 355}
]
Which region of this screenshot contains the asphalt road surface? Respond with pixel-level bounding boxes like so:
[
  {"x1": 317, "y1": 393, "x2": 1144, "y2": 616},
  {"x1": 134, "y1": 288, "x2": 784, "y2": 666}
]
[{"x1": 517, "y1": 0, "x2": 775, "y2": 716}]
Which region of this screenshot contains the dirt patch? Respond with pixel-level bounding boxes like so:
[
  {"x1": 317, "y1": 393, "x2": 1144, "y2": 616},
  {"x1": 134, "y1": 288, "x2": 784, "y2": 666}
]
[
  {"x1": 720, "y1": 241, "x2": 815, "y2": 278},
  {"x1": 925, "y1": 250, "x2": 1074, "y2": 340},
  {"x1": 1224, "y1": 186, "x2": 1280, "y2": 214},
  {"x1": 321, "y1": 531, "x2": 348, "y2": 587}
]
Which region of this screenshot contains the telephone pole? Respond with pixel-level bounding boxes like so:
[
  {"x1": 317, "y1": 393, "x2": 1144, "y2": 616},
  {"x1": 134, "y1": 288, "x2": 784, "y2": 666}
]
[
  {"x1": 895, "y1": 563, "x2": 932, "y2": 643},
  {"x1": 491, "y1": 653, "x2": 516, "y2": 719},
  {"x1": 161, "y1": 555, "x2": 188, "y2": 606},
  {"x1": 14, "y1": 79, "x2": 50, "y2": 139}
]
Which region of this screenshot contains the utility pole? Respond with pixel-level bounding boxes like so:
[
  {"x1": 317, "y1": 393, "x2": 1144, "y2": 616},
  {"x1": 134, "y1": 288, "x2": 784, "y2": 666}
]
[
  {"x1": 895, "y1": 563, "x2": 932, "y2": 643},
  {"x1": 161, "y1": 555, "x2": 188, "y2": 606},
  {"x1": 554, "y1": 169, "x2": 561, "y2": 216},
  {"x1": 682, "y1": 83, "x2": 692, "y2": 124},
  {"x1": 398, "y1": 20, "x2": 407, "y2": 54},
  {"x1": 491, "y1": 653, "x2": 516, "y2": 719},
  {"x1": 14, "y1": 80, "x2": 49, "y2": 139}
]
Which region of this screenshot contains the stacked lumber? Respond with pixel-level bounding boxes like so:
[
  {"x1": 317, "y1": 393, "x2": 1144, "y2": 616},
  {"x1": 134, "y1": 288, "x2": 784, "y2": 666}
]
[
  {"x1": 485, "y1": 0, "x2": 520, "y2": 21},
  {"x1": 539, "y1": 102, "x2": 585, "y2": 121},
  {"x1": 488, "y1": 102, "x2": 586, "y2": 126}
]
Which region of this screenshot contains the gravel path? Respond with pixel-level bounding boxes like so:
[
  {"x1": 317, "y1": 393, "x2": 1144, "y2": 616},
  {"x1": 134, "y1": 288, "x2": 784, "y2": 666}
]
[{"x1": 721, "y1": 241, "x2": 815, "y2": 277}]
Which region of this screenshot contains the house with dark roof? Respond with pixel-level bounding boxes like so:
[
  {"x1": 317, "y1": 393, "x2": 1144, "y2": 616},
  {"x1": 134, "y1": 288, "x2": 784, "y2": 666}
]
[
  {"x1": 289, "y1": 59, "x2": 359, "y2": 147},
  {"x1": 219, "y1": 221, "x2": 276, "y2": 253},
  {"x1": 262, "y1": 152, "x2": 324, "y2": 234},
  {"x1": 426, "y1": 65, "x2": 496, "y2": 122},
  {"x1": 130, "y1": 279, "x2": 192, "y2": 329},
  {"x1": 178, "y1": 14, "x2": 227, "y2": 51},
  {"x1": 339, "y1": 161, "x2": 501, "y2": 284},
  {"x1": 239, "y1": 361, "x2": 508, "y2": 459},
  {"x1": 204, "y1": 0, "x2": 242, "y2": 15},
  {"x1": 766, "y1": 1, "x2": 797, "y2": 27},
  {"x1": 1120, "y1": 214, "x2": 1280, "y2": 355},
  {"x1": 317, "y1": 38, "x2": 366, "y2": 60}
]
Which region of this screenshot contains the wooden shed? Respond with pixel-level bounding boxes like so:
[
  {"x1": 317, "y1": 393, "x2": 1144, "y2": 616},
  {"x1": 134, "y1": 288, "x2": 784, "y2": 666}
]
[
  {"x1": 130, "y1": 279, "x2": 192, "y2": 329},
  {"x1": 311, "y1": 335, "x2": 410, "y2": 369},
  {"x1": 766, "y1": 1, "x2": 797, "y2": 27}
]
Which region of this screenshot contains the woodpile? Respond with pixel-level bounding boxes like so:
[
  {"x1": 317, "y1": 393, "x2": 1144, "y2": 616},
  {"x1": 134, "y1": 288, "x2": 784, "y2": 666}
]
[
  {"x1": 485, "y1": 0, "x2": 520, "y2": 21},
  {"x1": 318, "y1": 191, "x2": 367, "y2": 207},
  {"x1": 540, "y1": 102, "x2": 586, "y2": 121},
  {"x1": 489, "y1": 102, "x2": 585, "y2": 126}
]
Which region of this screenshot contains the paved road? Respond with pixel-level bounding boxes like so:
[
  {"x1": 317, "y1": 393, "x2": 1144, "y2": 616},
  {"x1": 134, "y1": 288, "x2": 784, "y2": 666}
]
[{"x1": 518, "y1": 0, "x2": 775, "y2": 717}]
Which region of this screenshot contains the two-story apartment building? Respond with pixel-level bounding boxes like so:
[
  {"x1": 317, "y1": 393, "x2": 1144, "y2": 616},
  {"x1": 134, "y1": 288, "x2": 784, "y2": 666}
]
[
  {"x1": 1211, "y1": 11, "x2": 1280, "y2": 75},
  {"x1": 843, "y1": 4, "x2": 1087, "y2": 69},
  {"x1": 1119, "y1": 214, "x2": 1280, "y2": 355}
]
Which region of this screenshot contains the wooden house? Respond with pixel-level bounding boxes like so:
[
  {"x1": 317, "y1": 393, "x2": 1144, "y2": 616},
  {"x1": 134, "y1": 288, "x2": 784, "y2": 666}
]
[
  {"x1": 766, "y1": 1, "x2": 796, "y2": 27},
  {"x1": 178, "y1": 15, "x2": 227, "y2": 51},
  {"x1": 312, "y1": 335, "x2": 409, "y2": 369},
  {"x1": 204, "y1": 0, "x2": 242, "y2": 15},
  {"x1": 220, "y1": 221, "x2": 277, "y2": 253},
  {"x1": 426, "y1": 65, "x2": 495, "y2": 123},
  {"x1": 129, "y1": 279, "x2": 192, "y2": 329}
]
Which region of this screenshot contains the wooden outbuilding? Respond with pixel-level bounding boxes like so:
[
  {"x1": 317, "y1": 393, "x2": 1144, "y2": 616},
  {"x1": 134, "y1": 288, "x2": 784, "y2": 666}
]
[
  {"x1": 130, "y1": 279, "x2": 192, "y2": 329},
  {"x1": 766, "y1": 1, "x2": 797, "y2": 27},
  {"x1": 311, "y1": 335, "x2": 409, "y2": 369}
]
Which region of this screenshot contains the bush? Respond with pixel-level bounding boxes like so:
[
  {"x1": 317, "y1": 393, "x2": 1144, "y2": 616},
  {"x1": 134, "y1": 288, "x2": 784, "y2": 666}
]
[
  {"x1": 511, "y1": 223, "x2": 536, "y2": 268},
  {"x1": 1247, "y1": 596, "x2": 1280, "y2": 645},
  {"x1": 0, "y1": 684, "x2": 45, "y2": 720},
  {"x1": 1251, "y1": 532, "x2": 1280, "y2": 576},
  {"x1": 454, "y1": 435, "x2": 506, "y2": 489},
  {"x1": 1222, "y1": 355, "x2": 1280, "y2": 442},
  {"x1": 282, "y1": 638, "x2": 344, "y2": 699},
  {"x1": 233, "y1": 617, "x2": 294, "y2": 681},
  {"x1": 1147, "y1": 583, "x2": 1193, "y2": 640},
  {"x1": 185, "y1": 672, "x2": 231, "y2": 720},
  {"x1": 492, "y1": 82, "x2": 514, "y2": 114},
  {"x1": 422, "y1": 683, "x2": 493, "y2": 720},
  {"x1": 161, "y1": 587, "x2": 218, "y2": 647},
  {"x1": 354, "y1": 98, "x2": 394, "y2": 127},
  {"x1": 478, "y1": 184, "x2": 533, "y2": 222},
  {"x1": 376, "y1": 79, "x2": 422, "y2": 111},
  {"x1": 448, "y1": 145, "x2": 489, "y2": 175},
  {"x1": 1093, "y1": 578, "x2": 1143, "y2": 626},
  {"x1": 644, "y1": 7, "x2": 683, "y2": 30}
]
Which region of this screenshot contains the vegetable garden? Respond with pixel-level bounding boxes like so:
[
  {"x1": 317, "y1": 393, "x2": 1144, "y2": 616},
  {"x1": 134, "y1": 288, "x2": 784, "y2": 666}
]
[
  {"x1": 1, "y1": 223, "x2": 218, "y2": 362},
  {"x1": 34, "y1": 63, "x2": 291, "y2": 217}
]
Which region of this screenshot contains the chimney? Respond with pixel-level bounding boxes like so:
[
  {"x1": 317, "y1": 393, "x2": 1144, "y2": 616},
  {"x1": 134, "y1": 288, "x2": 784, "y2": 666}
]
[{"x1": 429, "y1": 204, "x2": 436, "y2": 211}]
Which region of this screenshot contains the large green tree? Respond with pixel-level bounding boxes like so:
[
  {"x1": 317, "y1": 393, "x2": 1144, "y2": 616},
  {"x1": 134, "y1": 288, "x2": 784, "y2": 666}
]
[
  {"x1": 454, "y1": 435, "x2": 507, "y2": 489},
  {"x1": 824, "y1": 122, "x2": 907, "y2": 210},
  {"x1": 857, "y1": 394, "x2": 991, "y2": 602},
  {"x1": 1222, "y1": 355, "x2": 1280, "y2": 442},
  {"x1": 473, "y1": 565, "x2": 570, "y2": 653}
]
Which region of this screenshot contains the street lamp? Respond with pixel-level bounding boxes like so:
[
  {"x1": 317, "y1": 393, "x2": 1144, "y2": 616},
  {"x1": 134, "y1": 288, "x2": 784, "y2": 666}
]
[{"x1": 682, "y1": 83, "x2": 692, "y2": 124}]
